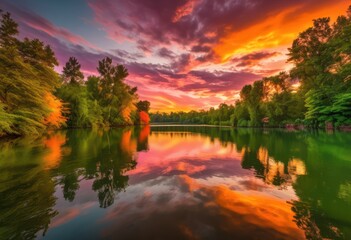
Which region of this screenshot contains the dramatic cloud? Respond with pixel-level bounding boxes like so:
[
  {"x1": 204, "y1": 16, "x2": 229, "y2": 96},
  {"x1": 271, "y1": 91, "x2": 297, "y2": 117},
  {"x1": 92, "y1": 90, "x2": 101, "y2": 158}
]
[
  {"x1": 231, "y1": 51, "x2": 281, "y2": 67},
  {"x1": 3, "y1": 0, "x2": 350, "y2": 111},
  {"x1": 171, "y1": 54, "x2": 191, "y2": 72},
  {"x1": 181, "y1": 71, "x2": 259, "y2": 93},
  {"x1": 191, "y1": 45, "x2": 212, "y2": 53},
  {"x1": 157, "y1": 47, "x2": 175, "y2": 59},
  {"x1": 88, "y1": 0, "x2": 348, "y2": 57}
]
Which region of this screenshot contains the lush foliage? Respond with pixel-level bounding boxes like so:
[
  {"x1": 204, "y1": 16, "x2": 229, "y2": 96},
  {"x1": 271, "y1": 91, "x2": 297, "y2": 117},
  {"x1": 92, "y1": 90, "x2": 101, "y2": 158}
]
[
  {"x1": 0, "y1": 11, "x2": 150, "y2": 137},
  {"x1": 0, "y1": 10, "x2": 65, "y2": 136},
  {"x1": 56, "y1": 57, "x2": 148, "y2": 128},
  {"x1": 288, "y1": 8, "x2": 351, "y2": 128}
]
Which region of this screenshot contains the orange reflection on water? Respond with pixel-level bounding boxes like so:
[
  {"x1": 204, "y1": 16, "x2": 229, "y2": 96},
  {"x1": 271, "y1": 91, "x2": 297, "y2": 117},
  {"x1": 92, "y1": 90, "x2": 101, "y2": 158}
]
[
  {"x1": 257, "y1": 147, "x2": 306, "y2": 187},
  {"x1": 179, "y1": 175, "x2": 305, "y2": 239},
  {"x1": 43, "y1": 132, "x2": 69, "y2": 169},
  {"x1": 120, "y1": 129, "x2": 137, "y2": 155},
  {"x1": 206, "y1": 186, "x2": 304, "y2": 238},
  {"x1": 101, "y1": 173, "x2": 304, "y2": 239},
  {"x1": 138, "y1": 125, "x2": 150, "y2": 143},
  {"x1": 129, "y1": 132, "x2": 241, "y2": 176},
  {"x1": 124, "y1": 129, "x2": 304, "y2": 237}
]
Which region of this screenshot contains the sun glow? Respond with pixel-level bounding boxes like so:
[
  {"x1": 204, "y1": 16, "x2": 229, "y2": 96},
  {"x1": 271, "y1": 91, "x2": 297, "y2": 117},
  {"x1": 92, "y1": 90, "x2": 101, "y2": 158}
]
[{"x1": 214, "y1": 2, "x2": 350, "y2": 62}]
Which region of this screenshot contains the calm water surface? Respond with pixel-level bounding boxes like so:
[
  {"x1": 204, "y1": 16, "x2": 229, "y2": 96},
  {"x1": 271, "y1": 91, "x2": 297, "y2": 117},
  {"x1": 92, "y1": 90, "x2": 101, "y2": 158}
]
[{"x1": 1, "y1": 126, "x2": 351, "y2": 239}]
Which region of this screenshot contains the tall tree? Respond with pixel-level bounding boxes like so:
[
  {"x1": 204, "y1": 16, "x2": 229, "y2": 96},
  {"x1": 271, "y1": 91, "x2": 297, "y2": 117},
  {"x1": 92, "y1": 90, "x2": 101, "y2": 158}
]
[
  {"x1": 97, "y1": 57, "x2": 136, "y2": 125},
  {"x1": 240, "y1": 81, "x2": 265, "y2": 126},
  {"x1": 62, "y1": 57, "x2": 84, "y2": 85},
  {"x1": 0, "y1": 11, "x2": 18, "y2": 48},
  {"x1": 0, "y1": 11, "x2": 64, "y2": 136}
]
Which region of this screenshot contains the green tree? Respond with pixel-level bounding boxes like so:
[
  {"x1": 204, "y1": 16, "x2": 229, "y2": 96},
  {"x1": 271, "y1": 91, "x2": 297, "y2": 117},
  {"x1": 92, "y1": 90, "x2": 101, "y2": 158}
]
[
  {"x1": 288, "y1": 7, "x2": 351, "y2": 127},
  {"x1": 0, "y1": 12, "x2": 63, "y2": 136},
  {"x1": 97, "y1": 57, "x2": 137, "y2": 125},
  {"x1": 86, "y1": 76, "x2": 100, "y2": 100},
  {"x1": 240, "y1": 81, "x2": 265, "y2": 126},
  {"x1": 62, "y1": 57, "x2": 84, "y2": 84},
  {"x1": 0, "y1": 11, "x2": 18, "y2": 48},
  {"x1": 56, "y1": 84, "x2": 90, "y2": 127}
]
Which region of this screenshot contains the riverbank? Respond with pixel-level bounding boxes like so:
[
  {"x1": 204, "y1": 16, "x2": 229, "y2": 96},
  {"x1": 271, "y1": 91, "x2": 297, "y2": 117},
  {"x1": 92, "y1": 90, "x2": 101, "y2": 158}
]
[
  {"x1": 150, "y1": 123, "x2": 351, "y2": 132},
  {"x1": 0, "y1": 124, "x2": 150, "y2": 140}
]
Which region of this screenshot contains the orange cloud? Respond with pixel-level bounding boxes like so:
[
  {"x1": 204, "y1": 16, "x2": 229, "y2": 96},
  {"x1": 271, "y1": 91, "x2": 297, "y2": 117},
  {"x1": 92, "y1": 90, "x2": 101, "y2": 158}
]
[
  {"x1": 173, "y1": 0, "x2": 198, "y2": 22},
  {"x1": 214, "y1": 1, "x2": 350, "y2": 61}
]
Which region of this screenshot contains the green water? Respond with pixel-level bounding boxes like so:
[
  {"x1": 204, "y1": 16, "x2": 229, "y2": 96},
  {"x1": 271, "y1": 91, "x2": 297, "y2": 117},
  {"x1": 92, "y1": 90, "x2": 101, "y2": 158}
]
[{"x1": 1, "y1": 126, "x2": 351, "y2": 239}]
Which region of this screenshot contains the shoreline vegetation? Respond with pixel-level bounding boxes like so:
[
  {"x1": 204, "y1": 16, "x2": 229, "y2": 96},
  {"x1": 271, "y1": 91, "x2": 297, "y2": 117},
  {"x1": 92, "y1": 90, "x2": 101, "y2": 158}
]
[
  {"x1": 0, "y1": 10, "x2": 150, "y2": 138},
  {"x1": 150, "y1": 123, "x2": 351, "y2": 131},
  {"x1": 151, "y1": 6, "x2": 351, "y2": 132},
  {"x1": 2, "y1": 6, "x2": 351, "y2": 138}
]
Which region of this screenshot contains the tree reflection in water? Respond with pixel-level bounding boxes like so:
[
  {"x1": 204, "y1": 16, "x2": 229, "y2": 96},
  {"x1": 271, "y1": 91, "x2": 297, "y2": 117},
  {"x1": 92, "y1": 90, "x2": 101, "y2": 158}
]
[
  {"x1": 0, "y1": 126, "x2": 147, "y2": 238},
  {"x1": 151, "y1": 126, "x2": 351, "y2": 239},
  {"x1": 0, "y1": 137, "x2": 59, "y2": 239},
  {"x1": 1, "y1": 126, "x2": 351, "y2": 239},
  {"x1": 53, "y1": 127, "x2": 147, "y2": 208}
]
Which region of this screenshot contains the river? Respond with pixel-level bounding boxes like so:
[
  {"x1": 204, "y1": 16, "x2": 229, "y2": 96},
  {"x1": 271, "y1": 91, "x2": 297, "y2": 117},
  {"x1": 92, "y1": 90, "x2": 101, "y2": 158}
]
[{"x1": 1, "y1": 126, "x2": 351, "y2": 239}]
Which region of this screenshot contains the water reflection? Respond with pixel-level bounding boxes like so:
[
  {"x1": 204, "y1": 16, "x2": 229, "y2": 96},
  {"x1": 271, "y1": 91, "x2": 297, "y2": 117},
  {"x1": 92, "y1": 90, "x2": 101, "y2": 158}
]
[
  {"x1": 0, "y1": 137, "x2": 59, "y2": 239},
  {"x1": 0, "y1": 126, "x2": 351, "y2": 239}
]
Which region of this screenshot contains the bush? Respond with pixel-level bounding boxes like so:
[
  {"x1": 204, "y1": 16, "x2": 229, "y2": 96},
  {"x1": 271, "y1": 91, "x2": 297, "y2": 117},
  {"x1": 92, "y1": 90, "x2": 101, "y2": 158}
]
[
  {"x1": 220, "y1": 120, "x2": 231, "y2": 126},
  {"x1": 238, "y1": 119, "x2": 249, "y2": 127}
]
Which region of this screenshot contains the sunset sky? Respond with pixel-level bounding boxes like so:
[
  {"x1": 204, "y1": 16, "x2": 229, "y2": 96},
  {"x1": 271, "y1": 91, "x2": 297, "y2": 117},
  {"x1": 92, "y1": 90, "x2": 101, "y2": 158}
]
[{"x1": 2, "y1": 0, "x2": 350, "y2": 112}]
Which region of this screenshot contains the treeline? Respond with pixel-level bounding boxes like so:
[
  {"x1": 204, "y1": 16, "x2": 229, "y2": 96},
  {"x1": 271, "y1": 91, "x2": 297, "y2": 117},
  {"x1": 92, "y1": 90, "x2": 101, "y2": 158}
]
[
  {"x1": 151, "y1": 104, "x2": 235, "y2": 126},
  {"x1": 152, "y1": 6, "x2": 351, "y2": 129},
  {"x1": 0, "y1": 11, "x2": 150, "y2": 137}
]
